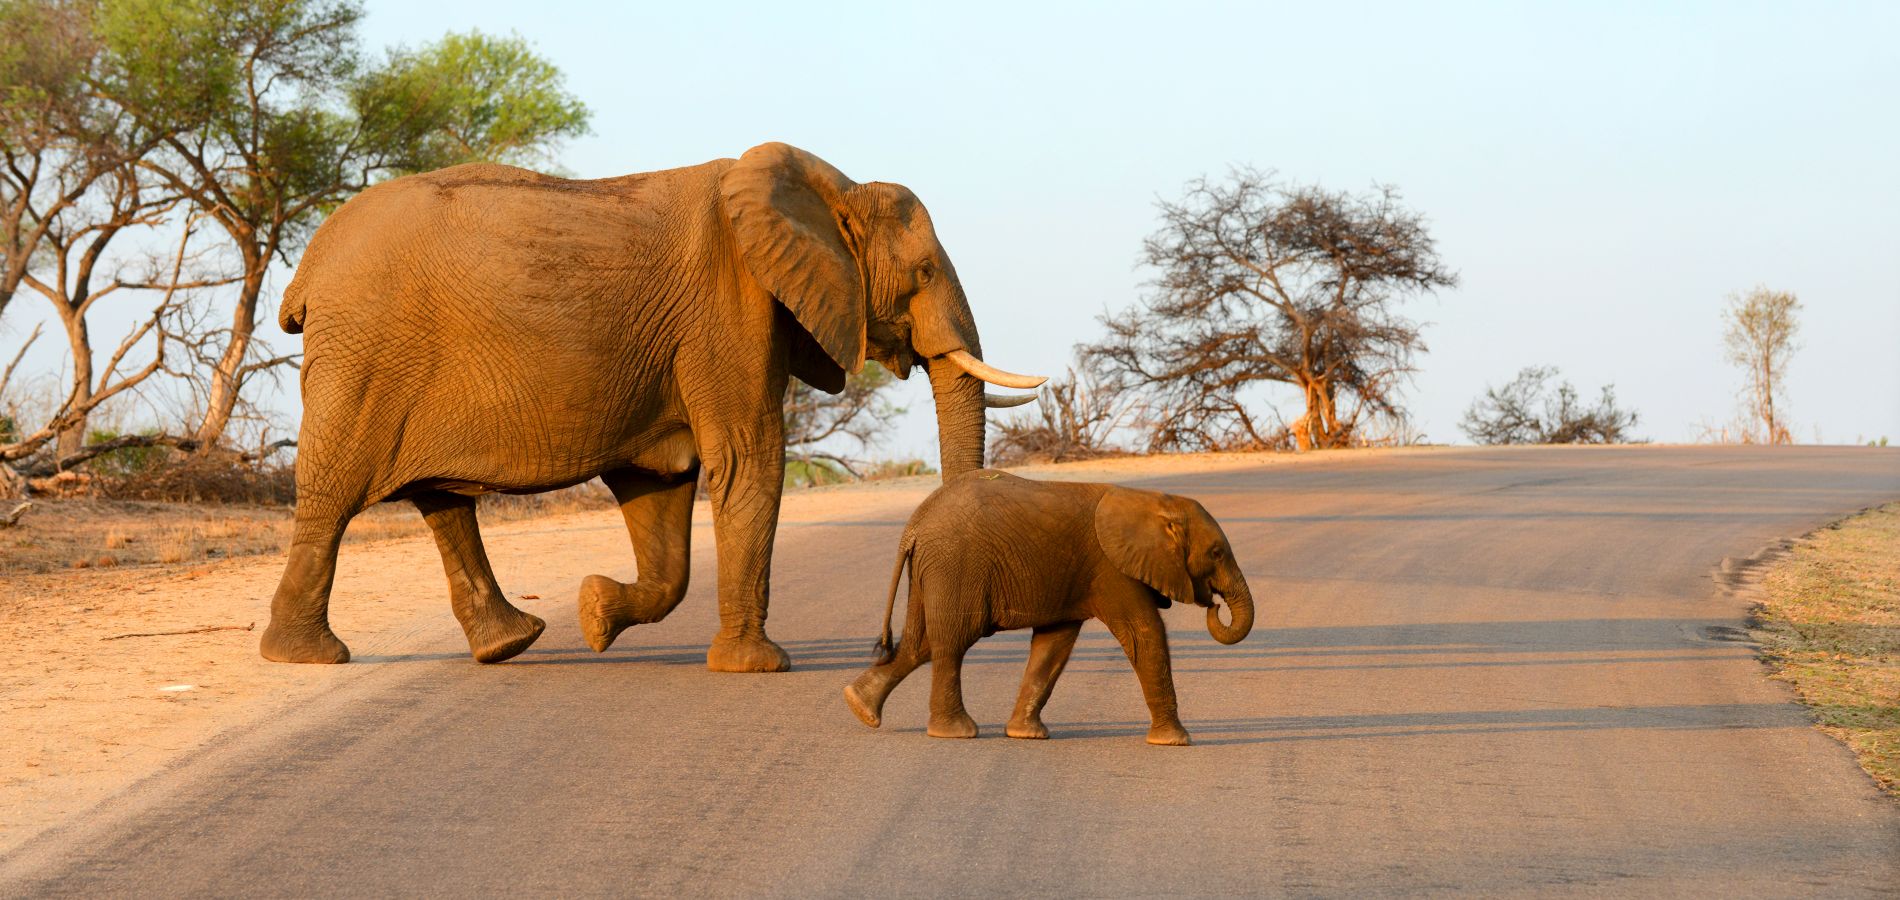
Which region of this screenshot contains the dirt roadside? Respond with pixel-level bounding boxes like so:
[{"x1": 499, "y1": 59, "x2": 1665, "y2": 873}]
[{"x1": 0, "y1": 448, "x2": 1420, "y2": 856}]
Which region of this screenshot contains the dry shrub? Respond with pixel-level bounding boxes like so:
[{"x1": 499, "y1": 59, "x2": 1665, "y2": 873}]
[
  {"x1": 103, "y1": 526, "x2": 130, "y2": 549},
  {"x1": 99, "y1": 451, "x2": 296, "y2": 504},
  {"x1": 859, "y1": 459, "x2": 935, "y2": 481},
  {"x1": 477, "y1": 481, "x2": 617, "y2": 521},
  {"x1": 990, "y1": 364, "x2": 1135, "y2": 467}
]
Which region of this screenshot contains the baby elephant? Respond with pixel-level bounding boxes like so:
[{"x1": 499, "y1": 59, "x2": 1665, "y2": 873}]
[{"x1": 844, "y1": 470, "x2": 1255, "y2": 745}]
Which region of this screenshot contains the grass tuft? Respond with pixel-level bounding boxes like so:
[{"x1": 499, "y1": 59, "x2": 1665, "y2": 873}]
[
  {"x1": 155, "y1": 527, "x2": 197, "y2": 565},
  {"x1": 1754, "y1": 502, "x2": 1900, "y2": 797}
]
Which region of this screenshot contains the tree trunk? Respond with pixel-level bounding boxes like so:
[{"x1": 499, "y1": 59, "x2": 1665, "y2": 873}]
[
  {"x1": 192, "y1": 267, "x2": 265, "y2": 450},
  {"x1": 55, "y1": 310, "x2": 92, "y2": 460}
]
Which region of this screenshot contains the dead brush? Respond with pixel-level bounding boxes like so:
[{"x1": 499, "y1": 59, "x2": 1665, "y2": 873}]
[{"x1": 103, "y1": 526, "x2": 132, "y2": 550}]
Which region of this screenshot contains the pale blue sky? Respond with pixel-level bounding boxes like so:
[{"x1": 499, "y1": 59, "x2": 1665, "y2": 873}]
[{"x1": 12, "y1": 1, "x2": 1898, "y2": 459}]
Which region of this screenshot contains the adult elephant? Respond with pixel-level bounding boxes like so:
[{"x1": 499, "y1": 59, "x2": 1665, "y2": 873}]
[{"x1": 263, "y1": 142, "x2": 1044, "y2": 672}]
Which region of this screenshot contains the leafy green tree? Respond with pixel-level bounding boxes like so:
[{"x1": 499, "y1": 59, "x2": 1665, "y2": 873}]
[
  {"x1": 1, "y1": 0, "x2": 225, "y2": 461},
  {"x1": 782, "y1": 361, "x2": 906, "y2": 484}
]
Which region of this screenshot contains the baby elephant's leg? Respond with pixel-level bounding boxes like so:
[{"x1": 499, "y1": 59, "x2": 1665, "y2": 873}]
[
  {"x1": 1006, "y1": 621, "x2": 1083, "y2": 739},
  {"x1": 845, "y1": 638, "x2": 929, "y2": 728},
  {"x1": 926, "y1": 605, "x2": 983, "y2": 738}
]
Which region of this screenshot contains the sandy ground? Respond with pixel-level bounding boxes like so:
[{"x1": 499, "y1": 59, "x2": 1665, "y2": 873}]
[{"x1": 0, "y1": 449, "x2": 1394, "y2": 857}]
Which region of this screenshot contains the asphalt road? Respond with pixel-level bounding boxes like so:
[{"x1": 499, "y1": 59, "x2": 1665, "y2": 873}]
[{"x1": 6, "y1": 447, "x2": 1899, "y2": 897}]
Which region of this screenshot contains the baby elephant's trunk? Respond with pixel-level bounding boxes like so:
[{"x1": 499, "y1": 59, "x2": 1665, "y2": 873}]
[{"x1": 1206, "y1": 564, "x2": 1255, "y2": 645}]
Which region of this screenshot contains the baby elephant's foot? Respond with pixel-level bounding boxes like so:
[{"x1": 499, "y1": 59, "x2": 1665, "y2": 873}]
[
  {"x1": 1005, "y1": 715, "x2": 1050, "y2": 740},
  {"x1": 467, "y1": 606, "x2": 545, "y2": 664},
  {"x1": 928, "y1": 711, "x2": 979, "y2": 739},
  {"x1": 260, "y1": 621, "x2": 350, "y2": 664},
  {"x1": 1146, "y1": 720, "x2": 1192, "y2": 746},
  {"x1": 843, "y1": 680, "x2": 883, "y2": 728}
]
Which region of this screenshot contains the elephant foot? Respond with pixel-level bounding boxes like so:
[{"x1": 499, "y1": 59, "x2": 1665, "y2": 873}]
[
  {"x1": 1146, "y1": 721, "x2": 1192, "y2": 746},
  {"x1": 1005, "y1": 716, "x2": 1050, "y2": 740},
  {"x1": 467, "y1": 607, "x2": 545, "y2": 664},
  {"x1": 579, "y1": 574, "x2": 682, "y2": 653},
  {"x1": 844, "y1": 680, "x2": 884, "y2": 728},
  {"x1": 260, "y1": 621, "x2": 351, "y2": 664},
  {"x1": 579, "y1": 574, "x2": 638, "y2": 652},
  {"x1": 707, "y1": 633, "x2": 791, "y2": 673},
  {"x1": 928, "y1": 711, "x2": 978, "y2": 739}
]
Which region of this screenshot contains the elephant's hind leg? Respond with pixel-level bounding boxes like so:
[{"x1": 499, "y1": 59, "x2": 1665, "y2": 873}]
[
  {"x1": 845, "y1": 638, "x2": 930, "y2": 728},
  {"x1": 925, "y1": 601, "x2": 983, "y2": 739},
  {"x1": 413, "y1": 490, "x2": 546, "y2": 663},
  {"x1": 1006, "y1": 620, "x2": 1084, "y2": 739},
  {"x1": 579, "y1": 468, "x2": 696, "y2": 652},
  {"x1": 260, "y1": 495, "x2": 360, "y2": 664}
]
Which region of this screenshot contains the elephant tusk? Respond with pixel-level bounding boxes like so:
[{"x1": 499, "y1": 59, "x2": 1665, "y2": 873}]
[
  {"x1": 983, "y1": 392, "x2": 1038, "y2": 409},
  {"x1": 943, "y1": 349, "x2": 1047, "y2": 390}
]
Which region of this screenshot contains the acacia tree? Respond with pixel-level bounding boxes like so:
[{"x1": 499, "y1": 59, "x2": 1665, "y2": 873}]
[
  {"x1": 1460, "y1": 366, "x2": 1640, "y2": 445},
  {"x1": 1088, "y1": 169, "x2": 1456, "y2": 452},
  {"x1": 112, "y1": 0, "x2": 590, "y2": 450},
  {"x1": 1722, "y1": 286, "x2": 1800, "y2": 445},
  {"x1": 0, "y1": 0, "x2": 234, "y2": 467}
]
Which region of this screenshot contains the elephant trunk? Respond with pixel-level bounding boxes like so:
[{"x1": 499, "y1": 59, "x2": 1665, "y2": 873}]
[
  {"x1": 1205, "y1": 562, "x2": 1255, "y2": 645},
  {"x1": 928, "y1": 353, "x2": 986, "y2": 478}
]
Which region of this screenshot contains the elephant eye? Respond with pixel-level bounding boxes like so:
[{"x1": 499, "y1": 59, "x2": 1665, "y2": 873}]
[
  {"x1": 1210, "y1": 545, "x2": 1225, "y2": 559},
  {"x1": 915, "y1": 262, "x2": 934, "y2": 286}
]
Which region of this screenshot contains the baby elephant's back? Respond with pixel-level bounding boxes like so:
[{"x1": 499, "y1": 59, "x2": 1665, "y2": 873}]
[{"x1": 909, "y1": 470, "x2": 1104, "y2": 579}]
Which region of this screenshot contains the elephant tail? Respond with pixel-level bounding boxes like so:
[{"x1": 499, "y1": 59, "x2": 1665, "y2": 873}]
[
  {"x1": 872, "y1": 529, "x2": 915, "y2": 665},
  {"x1": 279, "y1": 276, "x2": 307, "y2": 334}
]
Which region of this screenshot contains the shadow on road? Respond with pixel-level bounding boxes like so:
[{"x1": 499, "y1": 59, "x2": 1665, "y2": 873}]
[
  {"x1": 872, "y1": 702, "x2": 1796, "y2": 746},
  {"x1": 356, "y1": 619, "x2": 1755, "y2": 676}
]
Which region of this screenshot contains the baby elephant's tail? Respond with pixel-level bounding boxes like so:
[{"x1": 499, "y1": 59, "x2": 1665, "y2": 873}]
[{"x1": 871, "y1": 529, "x2": 915, "y2": 665}]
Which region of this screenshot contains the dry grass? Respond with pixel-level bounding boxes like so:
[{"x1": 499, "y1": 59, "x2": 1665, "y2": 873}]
[
  {"x1": 1754, "y1": 502, "x2": 1900, "y2": 797},
  {"x1": 155, "y1": 527, "x2": 197, "y2": 564},
  {"x1": 0, "y1": 481, "x2": 617, "y2": 576}
]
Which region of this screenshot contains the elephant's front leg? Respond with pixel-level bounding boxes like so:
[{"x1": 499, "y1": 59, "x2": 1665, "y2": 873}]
[
  {"x1": 579, "y1": 468, "x2": 696, "y2": 652},
  {"x1": 700, "y1": 437, "x2": 791, "y2": 673},
  {"x1": 412, "y1": 490, "x2": 547, "y2": 663},
  {"x1": 1006, "y1": 620, "x2": 1083, "y2": 739},
  {"x1": 1102, "y1": 606, "x2": 1191, "y2": 746}
]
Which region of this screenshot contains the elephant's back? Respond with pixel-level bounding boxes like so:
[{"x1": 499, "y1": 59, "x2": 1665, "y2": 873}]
[
  {"x1": 286, "y1": 159, "x2": 735, "y2": 463},
  {"x1": 289, "y1": 159, "x2": 734, "y2": 348}
]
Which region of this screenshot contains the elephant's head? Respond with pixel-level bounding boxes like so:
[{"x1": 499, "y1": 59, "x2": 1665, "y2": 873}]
[
  {"x1": 719, "y1": 142, "x2": 1044, "y2": 478},
  {"x1": 1095, "y1": 488, "x2": 1256, "y2": 645}
]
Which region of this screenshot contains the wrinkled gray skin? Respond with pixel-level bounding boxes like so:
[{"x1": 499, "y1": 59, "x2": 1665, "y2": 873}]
[
  {"x1": 845, "y1": 471, "x2": 1256, "y2": 745},
  {"x1": 262, "y1": 143, "x2": 1039, "y2": 671}
]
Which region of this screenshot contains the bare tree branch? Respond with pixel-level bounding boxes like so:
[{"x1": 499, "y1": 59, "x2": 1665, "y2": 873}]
[{"x1": 0, "y1": 320, "x2": 42, "y2": 402}]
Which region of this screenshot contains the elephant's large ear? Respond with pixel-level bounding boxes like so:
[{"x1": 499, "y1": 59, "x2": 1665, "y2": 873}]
[
  {"x1": 1094, "y1": 488, "x2": 1193, "y2": 608},
  {"x1": 720, "y1": 142, "x2": 867, "y2": 374}
]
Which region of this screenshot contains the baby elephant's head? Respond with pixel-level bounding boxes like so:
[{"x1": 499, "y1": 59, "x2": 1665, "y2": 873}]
[{"x1": 1094, "y1": 488, "x2": 1255, "y2": 644}]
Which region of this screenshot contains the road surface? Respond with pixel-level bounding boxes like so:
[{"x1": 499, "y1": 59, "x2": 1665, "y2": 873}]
[{"x1": 4, "y1": 447, "x2": 1898, "y2": 896}]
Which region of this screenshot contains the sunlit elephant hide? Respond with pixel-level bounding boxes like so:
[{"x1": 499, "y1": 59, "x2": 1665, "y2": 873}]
[{"x1": 262, "y1": 143, "x2": 1044, "y2": 671}]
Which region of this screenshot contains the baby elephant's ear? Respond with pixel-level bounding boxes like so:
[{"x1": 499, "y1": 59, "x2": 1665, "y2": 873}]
[{"x1": 1094, "y1": 488, "x2": 1193, "y2": 608}]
